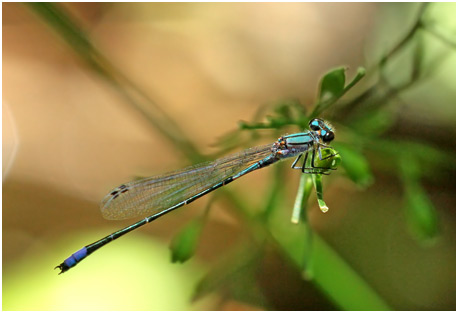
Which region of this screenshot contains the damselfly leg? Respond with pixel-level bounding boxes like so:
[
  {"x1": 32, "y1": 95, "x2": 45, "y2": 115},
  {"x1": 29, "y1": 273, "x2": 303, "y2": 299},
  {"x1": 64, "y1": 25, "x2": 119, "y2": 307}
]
[{"x1": 291, "y1": 146, "x2": 338, "y2": 174}]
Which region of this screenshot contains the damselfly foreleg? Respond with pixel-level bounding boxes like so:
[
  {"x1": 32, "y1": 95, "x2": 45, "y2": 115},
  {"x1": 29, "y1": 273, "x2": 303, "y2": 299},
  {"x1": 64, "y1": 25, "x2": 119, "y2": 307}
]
[{"x1": 291, "y1": 147, "x2": 337, "y2": 174}]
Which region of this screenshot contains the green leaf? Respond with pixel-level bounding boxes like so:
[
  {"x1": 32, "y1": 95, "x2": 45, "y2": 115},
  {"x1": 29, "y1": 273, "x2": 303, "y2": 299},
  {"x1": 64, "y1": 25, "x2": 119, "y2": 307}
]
[
  {"x1": 314, "y1": 147, "x2": 342, "y2": 169},
  {"x1": 319, "y1": 67, "x2": 346, "y2": 102},
  {"x1": 169, "y1": 219, "x2": 204, "y2": 263},
  {"x1": 291, "y1": 174, "x2": 314, "y2": 224},
  {"x1": 312, "y1": 174, "x2": 329, "y2": 213},
  {"x1": 311, "y1": 67, "x2": 366, "y2": 118},
  {"x1": 399, "y1": 155, "x2": 439, "y2": 241},
  {"x1": 405, "y1": 184, "x2": 439, "y2": 241},
  {"x1": 332, "y1": 143, "x2": 374, "y2": 187},
  {"x1": 292, "y1": 148, "x2": 341, "y2": 219}
]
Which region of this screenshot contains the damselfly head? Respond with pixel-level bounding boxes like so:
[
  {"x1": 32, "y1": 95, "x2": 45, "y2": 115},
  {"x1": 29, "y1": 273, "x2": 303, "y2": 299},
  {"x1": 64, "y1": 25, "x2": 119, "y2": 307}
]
[{"x1": 308, "y1": 118, "x2": 335, "y2": 143}]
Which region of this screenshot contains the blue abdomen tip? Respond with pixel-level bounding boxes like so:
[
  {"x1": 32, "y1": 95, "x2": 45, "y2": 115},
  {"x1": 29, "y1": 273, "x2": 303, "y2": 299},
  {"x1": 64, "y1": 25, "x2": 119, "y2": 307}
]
[{"x1": 64, "y1": 247, "x2": 88, "y2": 268}]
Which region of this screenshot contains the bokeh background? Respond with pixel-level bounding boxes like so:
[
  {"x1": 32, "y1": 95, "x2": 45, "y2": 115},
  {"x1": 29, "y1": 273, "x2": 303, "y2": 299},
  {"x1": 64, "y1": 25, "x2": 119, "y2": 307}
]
[{"x1": 3, "y1": 2, "x2": 455, "y2": 310}]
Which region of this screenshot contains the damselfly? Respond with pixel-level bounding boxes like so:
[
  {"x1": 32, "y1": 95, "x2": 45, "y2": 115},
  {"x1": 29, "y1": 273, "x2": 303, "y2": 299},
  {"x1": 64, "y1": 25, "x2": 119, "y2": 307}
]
[{"x1": 56, "y1": 118, "x2": 338, "y2": 274}]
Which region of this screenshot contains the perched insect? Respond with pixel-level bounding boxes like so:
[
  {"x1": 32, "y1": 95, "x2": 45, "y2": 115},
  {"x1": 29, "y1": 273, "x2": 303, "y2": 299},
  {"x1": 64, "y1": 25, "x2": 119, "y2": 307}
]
[{"x1": 56, "y1": 118, "x2": 338, "y2": 274}]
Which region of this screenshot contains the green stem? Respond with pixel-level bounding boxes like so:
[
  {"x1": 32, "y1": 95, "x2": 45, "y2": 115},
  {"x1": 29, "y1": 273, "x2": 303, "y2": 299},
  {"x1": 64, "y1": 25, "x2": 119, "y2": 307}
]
[
  {"x1": 291, "y1": 174, "x2": 313, "y2": 224},
  {"x1": 221, "y1": 189, "x2": 392, "y2": 310},
  {"x1": 312, "y1": 174, "x2": 329, "y2": 213},
  {"x1": 26, "y1": 3, "x2": 202, "y2": 162}
]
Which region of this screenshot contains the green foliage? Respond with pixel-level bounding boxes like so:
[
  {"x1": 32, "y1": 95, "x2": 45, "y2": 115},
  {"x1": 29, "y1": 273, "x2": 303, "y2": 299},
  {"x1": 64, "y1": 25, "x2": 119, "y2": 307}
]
[
  {"x1": 311, "y1": 67, "x2": 366, "y2": 118},
  {"x1": 319, "y1": 67, "x2": 346, "y2": 102},
  {"x1": 314, "y1": 147, "x2": 341, "y2": 169},
  {"x1": 169, "y1": 219, "x2": 204, "y2": 263},
  {"x1": 169, "y1": 199, "x2": 212, "y2": 263},
  {"x1": 291, "y1": 173, "x2": 314, "y2": 224},
  {"x1": 332, "y1": 143, "x2": 374, "y2": 188},
  {"x1": 400, "y1": 155, "x2": 439, "y2": 241}
]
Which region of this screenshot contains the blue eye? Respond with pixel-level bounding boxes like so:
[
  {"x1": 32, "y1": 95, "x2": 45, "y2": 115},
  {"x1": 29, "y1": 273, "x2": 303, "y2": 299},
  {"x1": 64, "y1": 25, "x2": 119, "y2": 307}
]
[{"x1": 309, "y1": 119, "x2": 321, "y2": 131}]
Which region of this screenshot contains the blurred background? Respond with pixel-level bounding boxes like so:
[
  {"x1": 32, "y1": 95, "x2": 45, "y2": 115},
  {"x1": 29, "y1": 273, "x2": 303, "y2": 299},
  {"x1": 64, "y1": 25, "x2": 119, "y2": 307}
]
[{"x1": 2, "y1": 2, "x2": 455, "y2": 310}]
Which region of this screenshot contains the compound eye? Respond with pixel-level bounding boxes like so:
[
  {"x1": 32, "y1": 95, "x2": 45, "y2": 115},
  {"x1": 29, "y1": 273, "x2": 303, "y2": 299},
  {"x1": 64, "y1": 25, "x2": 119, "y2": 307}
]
[
  {"x1": 323, "y1": 131, "x2": 335, "y2": 143},
  {"x1": 309, "y1": 118, "x2": 322, "y2": 131}
]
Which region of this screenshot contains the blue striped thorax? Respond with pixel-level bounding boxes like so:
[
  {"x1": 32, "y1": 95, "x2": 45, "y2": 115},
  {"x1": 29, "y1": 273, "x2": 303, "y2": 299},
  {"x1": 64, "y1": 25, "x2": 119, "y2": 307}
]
[
  {"x1": 271, "y1": 118, "x2": 335, "y2": 159},
  {"x1": 272, "y1": 133, "x2": 314, "y2": 158}
]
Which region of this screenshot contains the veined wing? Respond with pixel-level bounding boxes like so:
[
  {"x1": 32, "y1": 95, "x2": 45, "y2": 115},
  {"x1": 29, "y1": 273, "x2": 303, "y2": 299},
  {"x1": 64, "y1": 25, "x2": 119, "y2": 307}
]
[{"x1": 100, "y1": 144, "x2": 273, "y2": 220}]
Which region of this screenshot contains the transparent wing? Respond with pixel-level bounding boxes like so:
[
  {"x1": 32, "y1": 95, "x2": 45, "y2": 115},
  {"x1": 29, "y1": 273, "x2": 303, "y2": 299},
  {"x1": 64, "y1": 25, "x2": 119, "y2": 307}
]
[{"x1": 100, "y1": 144, "x2": 273, "y2": 220}]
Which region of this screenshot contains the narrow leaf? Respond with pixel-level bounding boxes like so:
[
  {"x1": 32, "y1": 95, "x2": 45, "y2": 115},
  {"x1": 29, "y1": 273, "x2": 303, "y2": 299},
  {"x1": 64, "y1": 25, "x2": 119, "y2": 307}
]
[
  {"x1": 169, "y1": 219, "x2": 204, "y2": 263},
  {"x1": 405, "y1": 184, "x2": 439, "y2": 241},
  {"x1": 291, "y1": 174, "x2": 314, "y2": 224},
  {"x1": 312, "y1": 174, "x2": 329, "y2": 213},
  {"x1": 311, "y1": 67, "x2": 366, "y2": 117},
  {"x1": 400, "y1": 156, "x2": 439, "y2": 241},
  {"x1": 319, "y1": 67, "x2": 346, "y2": 102}
]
